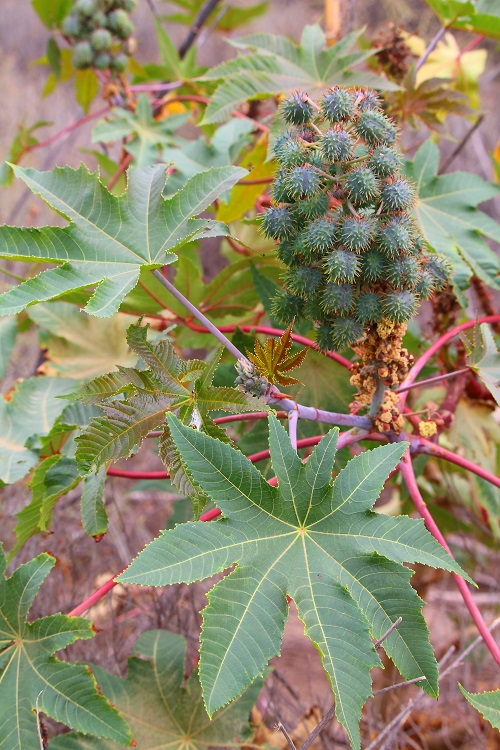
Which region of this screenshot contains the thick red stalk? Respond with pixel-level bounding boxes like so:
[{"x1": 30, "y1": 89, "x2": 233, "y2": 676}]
[
  {"x1": 27, "y1": 106, "x2": 110, "y2": 153},
  {"x1": 399, "y1": 451, "x2": 500, "y2": 669},
  {"x1": 412, "y1": 436, "x2": 500, "y2": 490},
  {"x1": 184, "y1": 320, "x2": 353, "y2": 369},
  {"x1": 68, "y1": 570, "x2": 124, "y2": 617},
  {"x1": 107, "y1": 468, "x2": 169, "y2": 479},
  {"x1": 399, "y1": 315, "x2": 500, "y2": 411}
]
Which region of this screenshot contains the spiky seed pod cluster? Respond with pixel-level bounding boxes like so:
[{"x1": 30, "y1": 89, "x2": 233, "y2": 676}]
[
  {"x1": 234, "y1": 359, "x2": 270, "y2": 398},
  {"x1": 265, "y1": 87, "x2": 452, "y2": 352},
  {"x1": 62, "y1": 0, "x2": 136, "y2": 73}
]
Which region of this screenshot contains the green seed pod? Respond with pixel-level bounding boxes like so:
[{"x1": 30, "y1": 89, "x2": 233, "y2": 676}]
[
  {"x1": 62, "y1": 13, "x2": 82, "y2": 37},
  {"x1": 273, "y1": 135, "x2": 305, "y2": 168},
  {"x1": 90, "y1": 28, "x2": 112, "y2": 51},
  {"x1": 346, "y1": 167, "x2": 379, "y2": 207},
  {"x1": 385, "y1": 256, "x2": 420, "y2": 289},
  {"x1": 285, "y1": 266, "x2": 323, "y2": 297},
  {"x1": 272, "y1": 172, "x2": 295, "y2": 203},
  {"x1": 321, "y1": 283, "x2": 354, "y2": 314},
  {"x1": 285, "y1": 165, "x2": 321, "y2": 200},
  {"x1": 330, "y1": 317, "x2": 364, "y2": 348},
  {"x1": 354, "y1": 292, "x2": 382, "y2": 324},
  {"x1": 73, "y1": 41, "x2": 94, "y2": 69},
  {"x1": 106, "y1": 9, "x2": 134, "y2": 39},
  {"x1": 380, "y1": 179, "x2": 414, "y2": 212},
  {"x1": 281, "y1": 92, "x2": 314, "y2": 125},
  {"x1": 262, "y1": 206, "x2": 297, "y2": 241},
  {"x1": 355, "y1": 89, "x2": 381, "y2": 111},
  {"x1": 338, "y1": 216, "x2": 375, "y2": 253},
  {"x1": 377, "y1": 216, "x2": 415, "y2": 258},
  {"x1": 110, "y1": 52, "x2": 129, "y2": 71},
  {"x1": 362, "y1": 249, "x2": 386, "y2": 282},
  {"x1": 315, "y1": 323, "x2": 336, "y2": 352},
  {"x1": 303, "y1": 297, "x2": 325, "y2": 321},
  {"x1": 321, "y1": 87, "x2": 355, "y2": 122},
  {"x1": 74, "y1": 0, "x2": 97, "y2": 16},
  {"x1": 324, "y1": 249, "x2": 361, "y2": 283},
  {"x1": 122, "y1": 0, "x2": 137, "y2": 10},
  {"x1": 93, "y1": 51, "x2": 112, "y2": 69},
  {"x1": 94, "y1": 11, "x2": 107, "y2": 27},
  {"x1": 383, "y1": 290, "x2": 418, "y2": 323},
  {"x1": 368, "y1": 146, "x2": 402, "y2": 178},
  {"x1": 303, "y1": 217, "x2": 337, "y2": 256},
  {"x1": 321, "y1": 128, "x2": 354, "y2": 162},
  {"x1": 415, "y1": 270, "x2": 435, "y2": 299},
  {"x1": 272, "y1": 289, "x2": 305, "y2": 325},
  {"x1": 355, "y1": 110, "x2": 397, "y2": 147},
  {"x1": 424, "y1": 254, "x2": 452, "y2": 290},
  {"x1": 276, "y1": 240, "x2": 299, "y2": 267},
  {"x1": 292, "y1": 191, "x2": 329, "y2": 220}
]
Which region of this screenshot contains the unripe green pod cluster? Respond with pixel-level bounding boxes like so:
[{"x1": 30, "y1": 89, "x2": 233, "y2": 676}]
[
  {"x1": 62, "y1": 0, "x2": 136, "y2": 73},
  {"x1": 265, "y1": 87, "x2": 452, "y2": 350}
]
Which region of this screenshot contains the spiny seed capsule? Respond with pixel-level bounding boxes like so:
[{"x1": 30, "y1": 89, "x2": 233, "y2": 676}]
[
  {"x1": 321, "y1": 87, "x2": 355, "y2": 122},
  {"x1": 330, "y1": 317, "x2": 364, "y2": 347},
  {"x1": 362, "y1": 249, "x2": 386, "y2": 282},
  {"x1": 303, "y1": 297, "x2": 324, "y2": 321},
  {"x1": 369, "y1": 146, "x2": 402, "y2": 177},
  {"x1": 303, "y1": 217, "x2": 337, "y2": 255},
  {"x1": 75, "y1": 0, "x2": 96, "y2": 16},
  {"x1": 321, "y1": 283, "x2": 354, "y2": 314},
  {"x1": 110, "y1": 52, "x2": 129, "y2": 71},
  {"x1": 355, "y1": 110, "x2": 397, "y2": 146},
  {"x1": 73, "y1": 40, "x2": 94, "y2": 68},
  {"x1": 272, "y1": 172, "x2": 295, "y2": 203},
  {"x1": 424, "y1": 255, "x2": 453, "y2": 290},
  {"x1": 356, "y1": 89, "x2": 381, "y2": 111},
  {"x1": 281, "y1": 92, "x2": 314, "y2": 125},
  {"x1": 324, "y1": 249, "x2": 360, "y2": 283},
  {"x1": 338, "y1": 216, "x2": 375, "y2": 252},
  {"x1": 285, "y1": 166, "x2": 321, "y2": 199},
  {"x1": 354, "y1": 293, "x2": 382, "y2": 324},
  {"x1": 377, "y1": 216, "x2": 415, "y2": 257},
  {"x1": 315, "y1": 324, "x2": 335, "y2": 352},
  {"x1": 285, "y1": 266, "x2": 323, "y2": 297},
  {"x1": 90, "y1": 28, "x2": 112, "y2": 51},
  {"x1": 385, "y1": 256, "x2": 420, "y2": 289},
  {"x1": 416, "y1": 270, "x2": 435, "y2": 299},
  {"x1": 276, "y1": 240, "x2": 298, "y2": 266},
  {"x1": 346, "y1": 168, "x2": 379, "y2": 206},
  {"x1": 321, "y1": 129, "x2": 354, "y2": 162},
  {"x1": 271, "y1": 289, "x2": 304, "y2": 325},
  {"x1": 262, "y1": 206, "x2": 296, "y2": 241},
  {"x1": 292, "y1": 191, "x2": 330, "y2": 219},
  {"x1": 62, "y1": 14, "x2": 82, "y2": 37},
  {"x1": 274, "y1": 136, "x2": 305, "y2": 168},
  {"x1": 381, "y1": 179, "x2": 414, "y2": 212},
  {"x1": 93, "y1": 51, "x2": 112, "y2": 69},
  {"x1": 383, "y1": 290, "x2": 418, "y2": 323},
  {"x1": 107, "y1": 9, "x2": 134, "y2": 39}
]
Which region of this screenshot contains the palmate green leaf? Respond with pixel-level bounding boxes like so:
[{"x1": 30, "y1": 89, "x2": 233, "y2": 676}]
[
  {"x1": 92, "y1": 95, "x2": 189, "y2": 168},
  {"x1": 119, "y1": 414, "x2": 471, "y2": 750},
  {"x1": 459, "y1": 684, "x2": 500, "y2": 729},
  {"x1": 462, "y1": 322, "x2": 500, "y2": 405},
  {"x1": 200, "y1": 24, "x2": 399, "y2": 123},
  {"x1": 0, "y1": 544, "x2": 132, "y2": 749},
  {"x1": 75, "y1": 323, "x2": 260, "y2": 500},
  {"x1": 50, "y1": 629, "x2": 261, "y2": 750},
  {"x1": 0, "y1": 376, "x2": 75, "y2": 484},
  {"x1": 404, "y1": 140, "x2": 500, "y2": 303},
  {"x1": 425, "y1": 0, "x2": 500, "y2": 40},
  {"x1": 0, "y1": 163, "x2": 246, "y2": 318}
]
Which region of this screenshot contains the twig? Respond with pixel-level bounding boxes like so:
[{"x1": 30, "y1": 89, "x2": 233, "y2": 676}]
[
  {"x1": 411, "y1": 436, "x2": 500, "y2": 490},
  {"x1": 440, "y1": 115, "x2": 485, "y2": 172},
  {"x1": 374, "y1": 617, "x2": 402, "y2": 648},
  {"x1": 26, "y1": 106, "x2": 110, "y2": 153},
  {"x1": 299, "y1": 706, "x2": 335, "y2": 750},
  {"x1": 107, "y1": 153, "x2": 133, "y2": 191},
  {"x1": 372, "y1": 676, "x2": 425, "y2": 697},
  {"x1": 399, "y1": 450, "x2": 500, "y2": 669},
  {"x1": 415, "y1": 26, "x2": 447, "y2": 71},
  {"x1": 275, "y1": 722, "x2": 297, "y2": 750},
  {"x1": 395, "y1": 368, "x2": 469, "y2": 394},
  {"x1": 178, "y1": 0, "x2": 224, "y2": 59}
]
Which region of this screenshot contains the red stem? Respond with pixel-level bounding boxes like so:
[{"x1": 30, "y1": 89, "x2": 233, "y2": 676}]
[
  {"x1": 399, "y1": 452, "x2": 500, "y2": 669},
  {"x1": 184, "y1": 320, "x2": 353, "y2": 370},
  {"x1": 107, "y1": 153, "x2": 133, "y2": 191},
  {"x1": 412, "y1": 437, "x2": 500, "y2": 490},
  {"x1": 27, "y1": 106, "x2": 110, "y2": 153},
  {"x1": 107, "y1": 468, "x2": 169, "y2": 479},
  {"x1": 68, "y1": 570, "x2": 124, "y2": 617},
  {"x1": 399, "y1": 315, "x2": 500, "y2": 411}
]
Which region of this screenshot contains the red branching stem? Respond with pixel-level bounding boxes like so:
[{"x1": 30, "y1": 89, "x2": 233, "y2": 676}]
[
  {"x1": 400, "y1": 451, "x2": 500, "y2": 669},
  {"x1": 184, "y1": 320, "x2": 353, "y2": 370},
  {"x1": 214, "y1": 411, "x2": 285, "y2": 424},
  {"x1": 199, "y1": 507, "x2": 222, "y2": 522},
  {"x1": 238, "y1": 177, "x2": 274, "y2": 185},
  {"x1": 27, "y1": 106, "x2": 110, "y2": 153},
  {"x1": 68, "y1": 570, "x2": 124, "y2": 617},
  {"x1": 411, "y1": 437, "x2": 500, "y2": 490},
  {"x1": 107, "y1": 153, "x2": 133, "y2": 191},
  {"x1": 107, "y1": 468, "x2": 170, "y2": 479},
  {"x1": 399, "y1": 315, "x2": 500, "y2": 411}
]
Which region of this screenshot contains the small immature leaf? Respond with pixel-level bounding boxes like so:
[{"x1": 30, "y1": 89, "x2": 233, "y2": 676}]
[
  {"x1": 247, "y1": 324, "x2": 307, "y2": 386},
  {"x1": 120, "y1": 414, "x2": 470, "y2": 749},
  {"x1": 49, "y1": 629, "x2": 262, "y2": 750},
  {"x1": 0, "y1": 544, "x2": 132, "y2": 749},
  {"x1": 462, "y1": 322, "x2": 500, "y2": 405},
  {"x1": 459, "y1": 684, "x2": 500, "y2": 730},
  {"x1": 0, "y1": 163, "x2": 246, "y2": 318}
]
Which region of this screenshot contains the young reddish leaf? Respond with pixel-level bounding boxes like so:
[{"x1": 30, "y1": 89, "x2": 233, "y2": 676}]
[{"x1": 247, "y1": 324, "x2": 308, "y2": 386}]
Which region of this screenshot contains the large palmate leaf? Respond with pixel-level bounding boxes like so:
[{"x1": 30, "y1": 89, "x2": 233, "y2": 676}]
[
  {"x1": 50, "y1": 629, "x2": 261, "y2": 750},
  {"x1": 75, "y1": 323, "x2": 260, "y2": 511},
  {"x1": 425, "y1": 0, "x2": 500, "y2": 40},
  {"x1": 459, "y1": 684, "x2": 500, "y2": 730},
  {"x1": 0, "y1": 376, "x2": 75, "y2": 484},
  {"x1": 120, "y1": 414, "x2": 470, "y2": 749},
  {"x1": 200, "y1": 24, "x2": 399, "y2": 123},
  {"x1": 0, "y1": 544, "x2": 131, "y2": 750},
  {"x1": 92, "y1": 95, "x2": 188, "y2": 167},
  {"x1": 0, "y1": 163, "x2": 246, "y2": 317},
  {"x1": 404, "y1": 140, "x2": 500, "y2": 303}
]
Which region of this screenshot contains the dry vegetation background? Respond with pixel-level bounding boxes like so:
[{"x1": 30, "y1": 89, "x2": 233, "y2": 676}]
[{"x1": 1, "y1": 1, "x2": 500, "y2": 748}]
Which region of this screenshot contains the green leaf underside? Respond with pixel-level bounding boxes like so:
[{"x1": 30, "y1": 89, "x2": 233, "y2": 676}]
[
  {"x1": 459, "y1": 684, "x2": 500, "y2": 730},
  {"x1": 462, "y1": 322, "x2": 500, "y2": 405},
  {"x1": 119, "y1": 414, "x2": 470, "y2": 749},
  {"x1": 75, "y1": 324, "x2": 260, "y2": 505},
  {"x1": 200, "y1": 25, "x2": 399, "y2": 123},
  {"x1": 0, "y1": 545, "x2": 131, "y2": 749},
  {"x1": 49, "y1": 629, "x2": 261, "y2": 750},
  {"x1": 424, "y1": 0, "x2": 500, "y2": 40},
  {"x1": 0, "y1": 163, "x2": 246, "y2": 317},
  {"x1": 405, "y1": 140, "x2": 500, "y2": 301}
]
